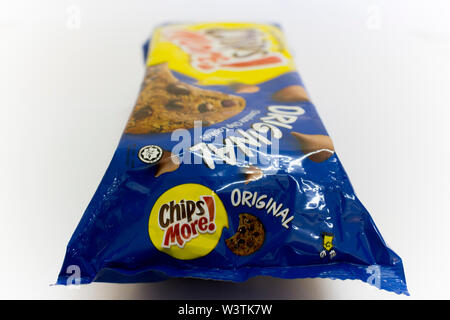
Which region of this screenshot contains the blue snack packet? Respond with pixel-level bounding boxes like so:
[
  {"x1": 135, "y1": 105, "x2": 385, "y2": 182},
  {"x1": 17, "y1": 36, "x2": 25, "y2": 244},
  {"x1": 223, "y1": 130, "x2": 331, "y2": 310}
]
[{"x1": 57, "y1": 22, "x2": 408, "y2": 295}]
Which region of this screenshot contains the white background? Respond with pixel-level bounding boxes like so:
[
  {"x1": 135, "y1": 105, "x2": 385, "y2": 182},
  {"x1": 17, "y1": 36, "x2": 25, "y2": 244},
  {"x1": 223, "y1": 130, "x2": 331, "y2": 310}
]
[{"x1": 1, "y1": 0, "x2": 449, "y2": 299}]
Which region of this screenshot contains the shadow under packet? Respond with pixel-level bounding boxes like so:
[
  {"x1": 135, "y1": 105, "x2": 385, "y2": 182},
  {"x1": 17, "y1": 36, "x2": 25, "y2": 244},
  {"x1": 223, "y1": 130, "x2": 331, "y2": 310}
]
[{"x1": 57, "y1": 22, "x2": 408, "y2": 295}]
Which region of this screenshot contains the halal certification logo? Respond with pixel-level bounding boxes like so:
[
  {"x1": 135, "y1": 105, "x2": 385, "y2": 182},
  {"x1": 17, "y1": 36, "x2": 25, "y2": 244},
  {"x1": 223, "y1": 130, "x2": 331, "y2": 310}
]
[{"x1": 138, "y1": 145, "x2": 163, "y2": 164}]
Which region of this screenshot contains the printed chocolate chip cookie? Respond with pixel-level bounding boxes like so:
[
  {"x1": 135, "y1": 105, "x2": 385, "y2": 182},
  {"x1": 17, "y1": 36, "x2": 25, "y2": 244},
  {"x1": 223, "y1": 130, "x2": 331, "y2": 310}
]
[
  {"x1": 125, "y1": 63, "x2": 246, "y2": 134},
  {"x1": 226, "y1": 213, "x2": 265, "y2": 256}
]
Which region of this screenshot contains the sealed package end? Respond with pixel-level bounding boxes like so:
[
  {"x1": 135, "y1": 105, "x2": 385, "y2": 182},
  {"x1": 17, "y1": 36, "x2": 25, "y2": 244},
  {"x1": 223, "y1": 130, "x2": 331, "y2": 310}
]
[{"x1": 57, "y1": 22, "x2": 408, "y2": 295}]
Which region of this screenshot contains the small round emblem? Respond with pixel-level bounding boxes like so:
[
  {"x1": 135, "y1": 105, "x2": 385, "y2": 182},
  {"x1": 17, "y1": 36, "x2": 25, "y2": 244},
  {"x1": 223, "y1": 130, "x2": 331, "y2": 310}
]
[{"x1": 138, "y1": 145, "x2": 163, "y2": 164}]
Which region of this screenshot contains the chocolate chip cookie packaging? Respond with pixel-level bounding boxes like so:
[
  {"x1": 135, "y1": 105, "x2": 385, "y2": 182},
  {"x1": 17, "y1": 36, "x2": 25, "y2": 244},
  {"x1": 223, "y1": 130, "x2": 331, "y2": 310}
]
[{"x1": 58, "y1": 22, "x2": 408, "y2": 294}]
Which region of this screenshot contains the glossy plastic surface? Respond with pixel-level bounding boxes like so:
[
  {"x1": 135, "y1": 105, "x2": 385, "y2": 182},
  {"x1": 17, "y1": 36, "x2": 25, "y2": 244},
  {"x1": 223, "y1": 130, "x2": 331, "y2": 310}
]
[{"x1": 57, "y1": 23, "x2": 407, "y2": 295}]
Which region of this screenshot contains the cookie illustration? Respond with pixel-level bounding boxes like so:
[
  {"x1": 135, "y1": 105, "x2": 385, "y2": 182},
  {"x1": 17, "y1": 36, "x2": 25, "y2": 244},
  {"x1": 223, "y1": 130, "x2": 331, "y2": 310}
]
[
  {"x1": 291, "y1": 131, "x2": 334, "y2": 163},
  {"x1": 226, "y1": 213, "x2": 265, "y2": 256},
  {"x1": 125, "y1": 63, "x2": 246, "y2": 134},
  {"x1": 272, "y1": 85, "x2": 309, "y2": 102}
]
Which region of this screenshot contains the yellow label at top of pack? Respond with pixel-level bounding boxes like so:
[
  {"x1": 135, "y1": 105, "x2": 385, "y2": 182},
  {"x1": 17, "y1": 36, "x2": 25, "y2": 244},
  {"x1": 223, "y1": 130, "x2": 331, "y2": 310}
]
[{"x1": 146, "y1": 22, "x2": 297, "y2": 85}]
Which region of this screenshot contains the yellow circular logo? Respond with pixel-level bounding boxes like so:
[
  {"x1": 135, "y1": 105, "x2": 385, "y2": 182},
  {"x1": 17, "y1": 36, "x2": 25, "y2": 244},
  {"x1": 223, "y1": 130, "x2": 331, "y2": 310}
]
[{"x1": 148, "y1": 184, "x2": 228, "y2": 260}]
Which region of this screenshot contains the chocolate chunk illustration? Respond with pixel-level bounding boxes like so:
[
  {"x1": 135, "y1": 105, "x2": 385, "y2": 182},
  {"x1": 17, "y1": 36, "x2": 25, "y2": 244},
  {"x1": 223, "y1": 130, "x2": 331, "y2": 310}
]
[
  {"x1": 165, "y1": 100, "x2": 184, "y2": 110},
  {"x1": 167, "y1": 83, "x2": 190, "y2": 95},
  {"x1": 272, "y1": 85, "x2": 309, "y2": 102},
  {"x1": 291, "y1": 132, "x2": 334, "y2": 163},
  {"x1": 226, "y1": 213, "x2": 265, "y2": 256},
  {"x1": 197, "y1": 102, "x2": 214, "y2": 113},
  {"x1": 133, "y1": 105, "x2": 153, "y2": 120},
  {"x1": 221, "y1": 99, "x2": 236, "y2": 108},
  {"x1": 230, "y1": 82, "x2": 260, "y2": 93},
  {"x1": 154, "y1": 150, "x2": 181, "y2": 177},
  {"x1": 125, "y1": 63, "x2": 246, "y2": 134},
  {"x1": 241, "y1": 166, "x2": 263, "y2": 184},
  {"x1": 202, "y1": 119, "x2": 216, "y2": 126}
]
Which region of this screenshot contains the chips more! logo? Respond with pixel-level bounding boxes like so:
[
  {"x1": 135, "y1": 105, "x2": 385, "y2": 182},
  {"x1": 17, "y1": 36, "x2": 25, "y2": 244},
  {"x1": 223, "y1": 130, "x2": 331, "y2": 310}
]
[
  {"x1": 162, "y1": 27, "x2": 287, "y2": 72},
  {"x1": 149, "y1": 184, "x2": 228, "y2": 260},
  {"x1": 159, "y1": 196, "x2": 216, "y2": 248}
]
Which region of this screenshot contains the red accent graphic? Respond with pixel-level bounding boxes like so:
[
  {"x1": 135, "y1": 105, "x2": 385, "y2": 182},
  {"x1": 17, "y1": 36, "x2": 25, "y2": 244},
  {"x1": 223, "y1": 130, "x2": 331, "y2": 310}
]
[
  {"x1": 202, "y1": 195, "x2": 216, "y2": 232},
  {"x1": 220, "y1": 56, "x2": 283, "y2": 68}
]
